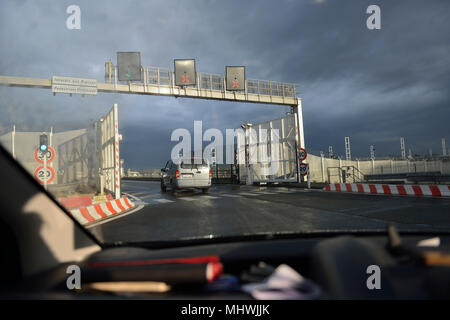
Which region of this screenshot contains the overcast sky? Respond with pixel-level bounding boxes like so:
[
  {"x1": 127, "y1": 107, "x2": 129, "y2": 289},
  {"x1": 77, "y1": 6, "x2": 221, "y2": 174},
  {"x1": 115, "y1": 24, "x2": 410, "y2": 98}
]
[{"x1": 1, "y1": 0, "x2": 449, "y2": 168}]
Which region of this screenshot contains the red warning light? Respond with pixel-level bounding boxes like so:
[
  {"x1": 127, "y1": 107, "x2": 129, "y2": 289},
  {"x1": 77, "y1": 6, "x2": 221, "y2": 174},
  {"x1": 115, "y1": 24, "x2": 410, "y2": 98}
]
[
  {"x1": 181, "y1": 74, "x2": 190, "y2": 83},
  {"x1": 226, "y1": 66, "x2": 245, "y2": 91}
]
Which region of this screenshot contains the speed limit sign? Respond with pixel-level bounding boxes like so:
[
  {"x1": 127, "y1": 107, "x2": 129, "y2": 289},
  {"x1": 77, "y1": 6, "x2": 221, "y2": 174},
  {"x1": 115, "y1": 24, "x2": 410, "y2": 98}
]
[
  {"x1": 298, "y1": 147, "x2": 307, "y2": 161},
  {"x1": 34, "y1": 146, "x2": 55, "y2": 164},
  {"x1": 34, "y1": 166, "x2": 55, "y2": 184},
  {"x1": 299, "y1": 163, "x2": 309, "y2": 176}
]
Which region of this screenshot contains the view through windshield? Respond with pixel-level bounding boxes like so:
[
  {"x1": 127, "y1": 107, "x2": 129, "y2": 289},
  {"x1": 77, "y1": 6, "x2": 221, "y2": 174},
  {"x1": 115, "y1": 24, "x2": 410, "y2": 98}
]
[{"x1": 1, "y1": 0, "x2": 450, "y2": 246}]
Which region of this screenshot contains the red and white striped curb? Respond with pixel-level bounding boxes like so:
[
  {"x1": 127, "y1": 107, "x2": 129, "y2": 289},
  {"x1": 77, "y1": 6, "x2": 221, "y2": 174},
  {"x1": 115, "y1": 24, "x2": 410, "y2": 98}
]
[
  {"x1": 324, "y1": 183, "x2": 450, "y2": 197},
  {"x1": 69, "y1": 197, "x2": 135, "y2": 225}
]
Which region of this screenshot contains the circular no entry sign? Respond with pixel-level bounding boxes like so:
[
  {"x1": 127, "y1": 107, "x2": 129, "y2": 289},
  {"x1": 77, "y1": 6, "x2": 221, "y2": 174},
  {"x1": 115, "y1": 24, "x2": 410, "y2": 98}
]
[
  {"x1": 34, "y1": 146, "x2": 55, "y2": 164},
  {"x1": 298, "y1": 147, "x2": 307, "y2": 161},
  {"x1": 34, "y1": 165, "x2": 55, "y2": 184},
  {"x1": 299, "y1": 163, "x2": 309, "y2": 176}
]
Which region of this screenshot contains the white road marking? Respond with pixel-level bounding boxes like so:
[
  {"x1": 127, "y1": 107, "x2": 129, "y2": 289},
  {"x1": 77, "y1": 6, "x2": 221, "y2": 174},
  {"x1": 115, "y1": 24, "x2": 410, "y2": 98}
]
[
  {"x1": 129, "y1": 191, "x2": 152, "y2": 196},
  {"x1": 238, "y1": 192, "x2": 261, "y2": 196},
  {"x1": 154, "y1": 198, "x2": 175, "y2": 204},
  {"x1": 251, "y1": 191, "x2": 275, "y2": 195},
  {"x1": 179, "y1": 197, "x2": 197, "y2": 201},
  {"x1": 200, "y1": 195, "x2": 220, "y2": 200},
  {"x1": 139, "y1": 194, "x2": 160, "y2": 199},
  {"x1": 219, "y1": 194, "x2": 242, "y2": 198}
]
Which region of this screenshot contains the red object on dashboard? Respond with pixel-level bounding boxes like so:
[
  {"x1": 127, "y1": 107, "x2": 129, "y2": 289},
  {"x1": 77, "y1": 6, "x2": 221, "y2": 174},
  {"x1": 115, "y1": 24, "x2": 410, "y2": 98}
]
[{"x1": 89, "y1": 255, "x2": 220, "y2": 268}]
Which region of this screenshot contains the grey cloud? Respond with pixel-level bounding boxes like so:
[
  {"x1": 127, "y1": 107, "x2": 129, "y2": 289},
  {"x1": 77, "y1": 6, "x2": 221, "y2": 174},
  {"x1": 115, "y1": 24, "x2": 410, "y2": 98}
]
[{"x1": 1, "y1": 0, "x2": 449, "y2": 168}]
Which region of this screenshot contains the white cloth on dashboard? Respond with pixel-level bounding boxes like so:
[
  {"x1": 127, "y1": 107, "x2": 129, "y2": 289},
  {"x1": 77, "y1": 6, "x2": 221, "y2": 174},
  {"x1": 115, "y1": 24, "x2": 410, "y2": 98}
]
[{"x1": 242, "y1": 264, "x2": 321, "y2": 300}]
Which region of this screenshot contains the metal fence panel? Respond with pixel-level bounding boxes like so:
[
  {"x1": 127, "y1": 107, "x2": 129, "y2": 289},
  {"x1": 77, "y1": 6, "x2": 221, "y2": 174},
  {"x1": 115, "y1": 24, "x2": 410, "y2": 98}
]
[{"x1": 238, "y1": 114, "x2": 297, "y2": 183}]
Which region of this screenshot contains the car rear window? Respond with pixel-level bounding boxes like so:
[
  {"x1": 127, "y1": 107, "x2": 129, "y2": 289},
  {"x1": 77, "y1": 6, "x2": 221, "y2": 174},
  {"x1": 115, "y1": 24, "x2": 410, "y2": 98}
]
[
  {"x1": 180, "y1": 162, "x2": 194, "y2": 169},
  {"x1": 180, "y1": 160, "x2": 208, "y2": 169}
]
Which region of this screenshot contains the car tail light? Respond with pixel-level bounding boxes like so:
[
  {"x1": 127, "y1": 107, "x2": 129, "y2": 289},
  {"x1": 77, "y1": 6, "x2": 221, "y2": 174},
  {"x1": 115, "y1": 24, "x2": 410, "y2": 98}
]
[
  {"x1": 209, "y1": 169, "x2": 212, "y2": 178},
  {"x1": 176, "y1": 170, "x2": 180, "y2": 178}
]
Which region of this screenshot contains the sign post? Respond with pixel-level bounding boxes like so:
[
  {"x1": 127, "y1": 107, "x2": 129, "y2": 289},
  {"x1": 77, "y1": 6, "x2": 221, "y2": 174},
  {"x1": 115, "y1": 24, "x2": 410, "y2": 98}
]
[
  {"x1": 298, "y1": 147, "x2": 308, "y2": 186},
  {"x1": 44, "y1": 156, "x2": 47, "y2": 190},
  {"x1": 298, "y1": 147, "x2": 307, "y2": 162},
  {"x1": 299, "y1": 163, "x2": 308, "y2": 177},
  {"x1": 34, "y1": 146, "x2": 56, "y2": 187},
  {"x1": 33, "y1": 165, "x2": 55, "y2": 185},
  {"x1": 299, "y1": 162, "x2": 310, "y2": 188},
  {"x1": 307, "y1": 165, "x2": 311, "y2": 189}
]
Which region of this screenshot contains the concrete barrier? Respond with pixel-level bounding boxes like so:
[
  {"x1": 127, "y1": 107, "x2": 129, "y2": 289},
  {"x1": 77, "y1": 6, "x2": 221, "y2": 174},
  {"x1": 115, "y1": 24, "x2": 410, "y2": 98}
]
[
  {"x1": 323, "y1": 183, "x2": 450, "y2": 197},
  {"x1": 69, "y1": 197, "x2": 135, "y2": 225},
  {"x1": 60, "y1": 194, "x2": 114, "y2": 209}
]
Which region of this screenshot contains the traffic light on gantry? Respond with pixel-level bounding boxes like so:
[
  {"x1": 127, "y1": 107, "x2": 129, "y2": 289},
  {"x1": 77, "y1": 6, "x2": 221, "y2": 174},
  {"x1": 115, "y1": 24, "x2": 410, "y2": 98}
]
[
  {"x1": 226, "y1": 66, "x2": 245, "y2": 91},
  {"x1": 174, "y1": 59, "x2": 196, "y2": 86},
  {"x1": 39, "y1": 134, "x2": 48, "y2": 151},
  {"x1": 117, "y1": 52, "x2": 142, "y2": 81}
]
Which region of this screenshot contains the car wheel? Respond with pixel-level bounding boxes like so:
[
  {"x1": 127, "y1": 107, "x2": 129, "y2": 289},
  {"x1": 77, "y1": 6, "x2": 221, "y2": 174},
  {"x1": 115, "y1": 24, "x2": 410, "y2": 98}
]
[
  {"x1": 169, "y1": 180, "x2": 177, "y2": 195},
  {"x1": 202, "y1": 188, "x2": 209, "y2": 194},
  {"x1": 160, "y1": 180, "x2": 166, "y2": 192}
]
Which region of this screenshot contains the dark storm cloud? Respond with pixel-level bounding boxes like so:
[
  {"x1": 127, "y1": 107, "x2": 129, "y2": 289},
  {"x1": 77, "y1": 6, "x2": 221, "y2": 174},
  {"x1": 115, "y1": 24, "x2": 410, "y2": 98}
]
[{"x1": 0, "y1": 0, "x2": 449, "y2": 168}]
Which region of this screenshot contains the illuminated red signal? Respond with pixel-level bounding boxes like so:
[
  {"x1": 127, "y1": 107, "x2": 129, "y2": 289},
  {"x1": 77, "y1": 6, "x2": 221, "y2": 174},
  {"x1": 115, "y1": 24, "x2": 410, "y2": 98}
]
[
  {"x1": 181, "y1": 74, "x2": 190, "y2": 83},
  {"x1": 226, "y1": 66, "x2": 245, "y2": 91},
  {"x1": 174, "y1": 59, "x2": 196, "y2": 86}
]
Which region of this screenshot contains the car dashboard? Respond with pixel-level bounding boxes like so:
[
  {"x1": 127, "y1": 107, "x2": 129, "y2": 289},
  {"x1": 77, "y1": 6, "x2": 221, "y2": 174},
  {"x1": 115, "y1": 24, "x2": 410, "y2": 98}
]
[{"x1": 4, "y1": 231, "x2": 450, "y2": 300}]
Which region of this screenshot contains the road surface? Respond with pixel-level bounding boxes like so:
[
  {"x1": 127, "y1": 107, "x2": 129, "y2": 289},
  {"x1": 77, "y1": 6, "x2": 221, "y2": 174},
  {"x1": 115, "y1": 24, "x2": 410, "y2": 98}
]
[{"x1": 88, "y1": 180, "x2": 450, "y2": 244}]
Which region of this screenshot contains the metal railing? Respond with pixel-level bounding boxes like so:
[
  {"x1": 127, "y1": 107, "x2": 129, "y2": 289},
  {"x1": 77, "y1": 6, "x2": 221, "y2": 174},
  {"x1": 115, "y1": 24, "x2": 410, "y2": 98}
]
[
  {"x1": 327, "y1": 166, "x2": 365, "y2": 184},
  {"x1": 107, "y1": 65, "x2": 298, "y2": 98}
]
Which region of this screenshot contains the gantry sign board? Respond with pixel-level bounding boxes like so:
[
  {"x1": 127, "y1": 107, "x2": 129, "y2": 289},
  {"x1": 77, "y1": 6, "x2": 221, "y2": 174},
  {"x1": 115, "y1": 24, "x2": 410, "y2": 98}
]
[
  {"x1": 226, "y1": 66, "x2": 245, "y2": 91},
  {"x1": 52, "y1": 76, "x2": 98, "y2": 95},
  {"x1": 174, "y1": 59, "x2": 196, "y2": 86},
  {"x1": 117, "y1": 52, "x2": 142, "y2": 81}
]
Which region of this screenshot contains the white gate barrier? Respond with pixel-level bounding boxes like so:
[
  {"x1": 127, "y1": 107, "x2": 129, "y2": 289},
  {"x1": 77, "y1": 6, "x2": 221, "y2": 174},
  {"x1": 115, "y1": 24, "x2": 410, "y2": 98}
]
[
  {"x1": 101, "y1": 104, "x2": 121, "y2": 199},
  {"x1": 238, "y1": 114, "x2": 299, "y2": 184}
]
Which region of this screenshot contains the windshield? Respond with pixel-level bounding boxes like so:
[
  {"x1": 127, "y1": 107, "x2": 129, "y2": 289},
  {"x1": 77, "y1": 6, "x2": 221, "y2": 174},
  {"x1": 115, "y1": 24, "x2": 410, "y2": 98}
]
[{"x1": 1, "y1": 0, "x2": 450, "y2": 246}]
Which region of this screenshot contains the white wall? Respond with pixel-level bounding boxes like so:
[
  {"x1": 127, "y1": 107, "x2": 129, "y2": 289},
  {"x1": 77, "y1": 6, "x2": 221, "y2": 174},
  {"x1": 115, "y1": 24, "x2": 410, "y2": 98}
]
[{"x1": 305, "y1": 154, "x2": 450, "y2": 183}]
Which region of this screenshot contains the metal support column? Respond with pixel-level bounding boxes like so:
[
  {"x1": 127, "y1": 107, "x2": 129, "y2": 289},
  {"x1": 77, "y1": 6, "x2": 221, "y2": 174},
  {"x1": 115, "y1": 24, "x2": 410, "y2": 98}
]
[
  {"x1": 292, "y1": 98, "x2": 305, "y2": 183},
  {"x1": 11, "y1": 125, "x2": 16, "y2": 159}
]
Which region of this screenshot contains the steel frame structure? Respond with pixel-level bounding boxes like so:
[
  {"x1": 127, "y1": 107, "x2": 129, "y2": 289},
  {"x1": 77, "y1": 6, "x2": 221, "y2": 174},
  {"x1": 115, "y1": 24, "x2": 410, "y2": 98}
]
[{"x1": 0, "y1": 66, "x2": 305, "y2": 184}]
